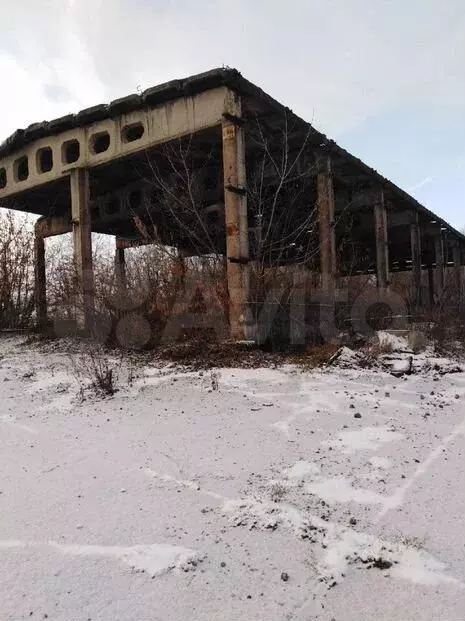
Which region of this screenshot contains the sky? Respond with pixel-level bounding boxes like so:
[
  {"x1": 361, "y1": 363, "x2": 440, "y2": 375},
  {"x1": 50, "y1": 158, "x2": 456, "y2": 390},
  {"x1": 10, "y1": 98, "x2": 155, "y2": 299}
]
[{"x1": 1, "y1": 0, "x2": 464, "y2": 228}]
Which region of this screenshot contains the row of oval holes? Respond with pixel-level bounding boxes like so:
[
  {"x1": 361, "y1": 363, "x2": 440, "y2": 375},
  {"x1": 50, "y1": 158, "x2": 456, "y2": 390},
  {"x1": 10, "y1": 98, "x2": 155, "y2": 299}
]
[{"x1": 0, "y1": 123, "x2": 145, "y2": 189}]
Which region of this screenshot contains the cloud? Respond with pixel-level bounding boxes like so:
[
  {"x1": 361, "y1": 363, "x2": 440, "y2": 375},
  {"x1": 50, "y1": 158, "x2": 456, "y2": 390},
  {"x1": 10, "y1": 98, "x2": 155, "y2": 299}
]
[
  {"x1": 1, "y1": 0, "x2": 465, "y2": 139},
  {"x1": 1, "y1": 0, "x2": 464, "y2": 228}
]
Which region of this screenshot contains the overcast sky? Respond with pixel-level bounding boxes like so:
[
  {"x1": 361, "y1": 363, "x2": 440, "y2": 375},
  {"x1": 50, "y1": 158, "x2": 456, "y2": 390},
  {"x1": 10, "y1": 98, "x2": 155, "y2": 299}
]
[{"x1": 1, "y1": 0, "x2": 464, "y2": 227}]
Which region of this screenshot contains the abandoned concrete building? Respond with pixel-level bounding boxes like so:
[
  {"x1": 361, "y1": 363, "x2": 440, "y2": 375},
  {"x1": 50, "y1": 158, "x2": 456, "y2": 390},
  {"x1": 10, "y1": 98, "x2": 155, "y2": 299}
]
[{"x1": 0, "y1": 68, "x2": 463, "y2": 343}]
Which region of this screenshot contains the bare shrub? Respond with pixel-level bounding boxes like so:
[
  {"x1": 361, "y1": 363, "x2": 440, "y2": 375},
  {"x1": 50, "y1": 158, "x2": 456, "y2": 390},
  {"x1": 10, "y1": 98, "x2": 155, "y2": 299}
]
[
  {"x1": 423, "y1": 305, "x2": 465, "y2": 358},
  {"x1": 356, "y1": 332, "x2": 395, "y2": 366},
  {"x1": 210, "y1": 370, "x2": 220, "y2": 391},
  {"x1": 269, "y1": 483, "x2": 287, "y2": 503},
  {"x1": 401, "y1": 535, "x2": 425, "y2": 550},
  {"x1": 70, "y1": 345, "x2": 121, "y2": 396},
  {"x1": 0, "y1": 210, "x2": 35, "y2": 329},
  {"x1": 357, "y1": 343, "x2": 385, "y2": 368},
  {"x1": 47, "y1": 233, "x2": 116, "y2": 329}
]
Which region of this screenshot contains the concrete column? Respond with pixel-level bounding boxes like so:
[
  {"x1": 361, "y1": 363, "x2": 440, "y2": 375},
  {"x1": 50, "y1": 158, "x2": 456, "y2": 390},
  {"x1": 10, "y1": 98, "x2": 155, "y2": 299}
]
[
  {"x1": 115, "y1": 246, "x2": 126, "y2": 299},
  {"x1": 410, "y1": 211, "x2": 422, "y2": 308},
  {"x1": 452, "y1": 239, "x2": 462, "y2": 303},
  {"x1": 290, "y1": 265, "x2": 307, "y2": 346},
  {"x1": 434, "y1": 228, "x2": 445, "y2": 299},
  {"x1": 374, "y1": 190, "x2": 389, "y2": 290},
  {"x1": 316, "y1": 155, "x2": 336, "y2": 295},
  {"x1": 34, "y1": 234, "x2": 47, "y2": 328},
  {"x1": 70, "y1": 168, "x2": 94, "y2": 329},
  {"x1": 222, "y1": 97, "x2": 251, "y2": 341},
  {"x1": 427, "y1": 265, "x2": 435, "y2": 308}
]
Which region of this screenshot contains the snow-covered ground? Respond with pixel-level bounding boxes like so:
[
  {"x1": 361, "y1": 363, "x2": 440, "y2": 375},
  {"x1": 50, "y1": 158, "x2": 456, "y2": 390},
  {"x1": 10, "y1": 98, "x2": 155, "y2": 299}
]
[{"x1": 1, "y1": 335, "x2": 464, "y2": 621}]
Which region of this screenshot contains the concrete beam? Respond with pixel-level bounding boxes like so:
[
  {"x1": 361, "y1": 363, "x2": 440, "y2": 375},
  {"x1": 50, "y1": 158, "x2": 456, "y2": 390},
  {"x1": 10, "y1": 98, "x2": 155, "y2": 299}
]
[
  {"x1": 71, "y1": 168, "x2": 94, "y2": 329},
  {"x1": 374, "y1": 190, "x2": 389, "y2": 290},
  {"x1": 0, "y1": 87, "x2": 229, "y2": 201},
  {"x1": 316, "y1": 155, "x2": 336, "y2": 295},
  {"x1": 0, "y1": 87, "x2": 228, "y2": 201},
  {"x1": 222, "y1": 92, "x2": 252, "y2": 341},
  {"x1": 115, "y1": 236, "x2": 152, "y2": 250},
  {"x1": 35, "y1": 216, "x2": 72, "y2": 239}
]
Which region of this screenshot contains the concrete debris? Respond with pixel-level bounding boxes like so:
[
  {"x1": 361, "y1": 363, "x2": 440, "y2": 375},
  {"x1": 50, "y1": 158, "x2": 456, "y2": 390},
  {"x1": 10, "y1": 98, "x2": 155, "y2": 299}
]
[{"x1": 328, "y1": 335, "x2": 462, "y2": 377}]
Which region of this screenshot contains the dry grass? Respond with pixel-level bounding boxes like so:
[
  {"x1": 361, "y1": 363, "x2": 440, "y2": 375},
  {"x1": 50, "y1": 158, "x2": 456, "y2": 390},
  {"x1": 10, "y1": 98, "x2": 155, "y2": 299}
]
[
  {"x1": 151, "y1": 340, "x2": 284, "y2": 370},
  {"x1": 292, "y1": 343, "x2": 341, "y2": 369}
]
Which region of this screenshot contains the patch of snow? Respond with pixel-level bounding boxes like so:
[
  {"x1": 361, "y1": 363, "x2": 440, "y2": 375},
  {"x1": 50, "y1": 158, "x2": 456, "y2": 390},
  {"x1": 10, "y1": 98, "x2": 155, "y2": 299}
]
[
  {"x1": 377, "y1": 331, "x2": 409, "y2": 352},
  {"x1": 39, "y1": 392, "x2": 75, "y2": 413},
  {"x1": 306, "y1": 477, "x2": 387, "y2": 505},
  {"x1": 389, "y1": 357, "x2": 413, "y2": 374},
  {"x1": 50, "y1": 541, "x2": 204, "y2": 577},
  {"x1": 272, "y1": 414, "x2": 296, "y2": 436},
  {"x1": 28, "y1": 371, "x2": 71, "y2": 392},
  {"x1": 392, "y1": 548, "x2": 463, "y2": 587},
  {"x1": 220, "y1": 367, "x2": 289, "y2": 388},
  {"x1": 330, "y1": 346, "x2": 363, "y2": 368},
  {"x1": 320, "y1": 526, "x2": 464, "y2": 589},
  {"x1": 370, "y1": 456, "x2": 392, "y2": 469},
  {"x1": 376, "y1": 415, "x2": 465, "y2": 522},
  {"x1": 324, "y1": 426, "x2": 404, "y2": 454},
  {"x1": 0, "y1": 540, "x2": 26, "y2": 550},
  {"x1": 223, "y1": 497, "x2": 463, "y2": 589},
  {"x1": 223, "y1": 497, "x2": 308, "y2": 536},
  {"x1": 145, "y1": 468, "x2": 227, "y2": 501},
  {"x1": 285, "y1": 460, "x2": 320, "y2": 481},
  {"x1": 0, "y1": 539, "x2": 203, "y2": 578},
  {"x1": 0, "y1": 415, "x2": 37, "y2": 434}
]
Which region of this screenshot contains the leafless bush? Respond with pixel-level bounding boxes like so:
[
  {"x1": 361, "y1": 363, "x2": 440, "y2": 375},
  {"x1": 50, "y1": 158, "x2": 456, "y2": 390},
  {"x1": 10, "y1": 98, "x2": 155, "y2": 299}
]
[
  {"x1": 69, "y1": 345, "x2": 121, "y2": 396},
  {"x1": 357, "y1": 349, "x2": 380, "y2": 369},
  {"x1": 269, "y1": 482, "x2": 287, "y2": 502},
  {"x1": 210, "y1": 370, "x2": 220, "y2": 391},
  {"x1": 44, "y1": 226, "x2": 229, "y2": 348},
  {"x1": 0, "y1": 210, "x2": 35, "y2": 328},
  {"x1": 401, "y1": 535, "x2": 425, "y2": 550},
  {"x1": 422, "y1": 304, "x2": 465, "y2": 357},
  {"x1": 120, "y1": 247, "x2": 228, "y2": 346},
  {"x1": 46, "y1": 233, "x2": 116, "y2": 327}
]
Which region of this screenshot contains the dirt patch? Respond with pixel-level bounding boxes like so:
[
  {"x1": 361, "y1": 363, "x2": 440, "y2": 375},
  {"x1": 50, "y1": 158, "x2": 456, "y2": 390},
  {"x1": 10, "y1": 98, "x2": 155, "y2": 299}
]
[
  {"x1": 292, "y1": 343, "x2": 342, "y2": 369},
  {"x1": 150, "y1": 340, "x2": 285, "y2": 370}
]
